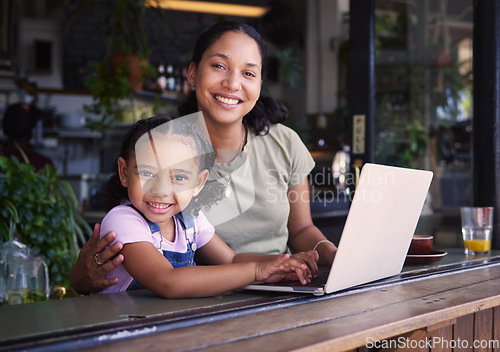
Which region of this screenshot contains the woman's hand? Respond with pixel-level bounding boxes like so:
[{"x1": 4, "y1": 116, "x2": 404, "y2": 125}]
[
  {"x1": 70, "y1": 224, "x2": 124, "y2": 295},
  {"x1": 284, "y1": 250, "x2": 319, "y2": 283}
]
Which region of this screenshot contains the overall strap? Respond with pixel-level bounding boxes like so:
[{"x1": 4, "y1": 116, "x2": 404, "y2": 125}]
[
  {"x1": 175, "y1": 211, "x2": 196, "y2": 238},
  {"x1": 176, "y1": 211, "x2": 195, "y2": 230}
]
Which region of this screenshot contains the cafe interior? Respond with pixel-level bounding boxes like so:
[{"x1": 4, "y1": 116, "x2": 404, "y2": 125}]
[{"x1": 1, "y1": 0, "x2": 500, "y2": 351}]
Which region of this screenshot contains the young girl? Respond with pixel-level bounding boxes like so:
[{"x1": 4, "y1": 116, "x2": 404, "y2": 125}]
[{"x1": 97, "y1": 114, "x2": 318, "y2": 298}]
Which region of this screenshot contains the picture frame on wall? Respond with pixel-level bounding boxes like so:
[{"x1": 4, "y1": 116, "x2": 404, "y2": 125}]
[{"x1": 33, "y1": 39, "x2": 52, "y2": 74}]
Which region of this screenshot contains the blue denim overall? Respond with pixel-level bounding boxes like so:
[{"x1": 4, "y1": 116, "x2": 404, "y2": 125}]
[{"x1": 127, "y1": 207, "x2": 197, "y2": 291}]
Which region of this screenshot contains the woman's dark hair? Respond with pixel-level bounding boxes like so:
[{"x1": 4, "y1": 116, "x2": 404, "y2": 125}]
[
  {"x1": 178, "y1": 21, "x2": 288, "y2": 135},
  {"x1": 103, "y1": 114, "x2": 224, "y2": 216}
]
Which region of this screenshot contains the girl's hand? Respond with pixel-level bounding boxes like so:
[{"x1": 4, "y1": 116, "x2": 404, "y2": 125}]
[
  {"x1": 255, "y1": 250, "x2": 319, "y2": 285},
  {"x1": 283, "y1": 250, "x2": 319, "y2": 284},
  {"x1": 255, "y1": 254, "x2": 294, "y2": 283}
]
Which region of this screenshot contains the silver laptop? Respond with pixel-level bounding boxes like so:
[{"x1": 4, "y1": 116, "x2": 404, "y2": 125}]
[{"x1": 244, "y1": 163, "x2": 433, "y2": 296}]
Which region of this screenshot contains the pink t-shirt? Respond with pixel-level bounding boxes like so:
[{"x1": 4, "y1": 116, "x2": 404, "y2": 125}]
[{"x1": 98, "y1": 204, "x2": 215, "y2": 294}]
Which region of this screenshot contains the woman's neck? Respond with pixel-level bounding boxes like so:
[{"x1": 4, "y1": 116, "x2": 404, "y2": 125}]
[{"x1": 205, "y1": 121, "x2": 247, "y2": 163}]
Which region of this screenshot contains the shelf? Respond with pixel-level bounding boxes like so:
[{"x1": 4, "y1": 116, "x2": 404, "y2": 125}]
[
  {"x1": 36, "y1": 88, "x2": 188, "y2": 103},
  {"x1": 43, "y1": 128, "x2": 103, "y2": 139},
  {"x1": 133, "y1": 89, "x2": 186, "y2": 104},
  {"x1": 37, "y1": 88, "x2": 91, "y2": 95}
]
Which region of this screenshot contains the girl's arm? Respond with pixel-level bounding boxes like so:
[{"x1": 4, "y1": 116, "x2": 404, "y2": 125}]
[
  {"x1": 196, "y1": 235, "x2": 318, "y2": 284},
  {"x1": 287, "y1": 177, "x2": 338, "y2": 266},
  {"x1": 121, "y1": 241, "x2": 294, "y2": 298}
]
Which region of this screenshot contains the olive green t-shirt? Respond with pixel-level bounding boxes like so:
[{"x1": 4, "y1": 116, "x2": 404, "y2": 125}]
[{"x1": 204, "y1": 123, "x2": 315, "y2": 254}]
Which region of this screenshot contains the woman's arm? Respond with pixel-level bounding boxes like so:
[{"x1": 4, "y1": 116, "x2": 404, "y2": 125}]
[
  {"x1": 121, "y1": 240, "x2": 296, "y2": 298},
  {"x1": 70, "y1": 224, "x2": 124, "y2": 295},
  {"x1": 287, "y1": 178, "x2": 337, "y2": 266}
]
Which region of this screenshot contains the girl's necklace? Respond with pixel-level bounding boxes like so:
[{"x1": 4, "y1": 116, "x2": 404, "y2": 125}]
[{"x1": 213, "y1": 127, "x2": 246, "y2": 198}]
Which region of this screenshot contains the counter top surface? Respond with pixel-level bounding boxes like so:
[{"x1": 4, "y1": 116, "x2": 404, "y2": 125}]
[{"x1": 1, "y1": 249, "x2": 500, "y2": 351}]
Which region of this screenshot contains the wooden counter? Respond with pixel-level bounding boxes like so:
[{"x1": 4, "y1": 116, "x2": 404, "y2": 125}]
[{"x1": 1, "y1": 251, "x2": 500, "y2": 352}]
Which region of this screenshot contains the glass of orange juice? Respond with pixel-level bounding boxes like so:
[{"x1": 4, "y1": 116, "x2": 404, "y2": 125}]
[{"x1": 460, "y1": 207, "x2": 494, "y2": 255}]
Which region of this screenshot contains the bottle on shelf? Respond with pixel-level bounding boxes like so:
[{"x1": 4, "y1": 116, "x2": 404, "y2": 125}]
[
  {"x1": 166, "y1": 64, "x2": 175, "y2": 92},
  {"x1": 157, "y1": 64, "x2": 167, "y2": 92},
  {"x1": 174, "y1": 67, "x2": 182, "y2": 93}
]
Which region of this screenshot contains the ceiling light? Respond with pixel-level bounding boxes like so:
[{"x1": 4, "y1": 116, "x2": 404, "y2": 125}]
[{"x1": 150, "y1": 0, "x2": 269, "y2": 18}]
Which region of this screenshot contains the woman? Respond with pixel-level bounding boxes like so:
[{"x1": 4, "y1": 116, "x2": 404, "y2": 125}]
[{"x1": 71, "y1": 22, "x2": 336, "y2": 295}]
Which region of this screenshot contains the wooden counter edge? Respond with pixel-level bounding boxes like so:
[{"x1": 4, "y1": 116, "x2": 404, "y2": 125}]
[{"x1": 295, "y1": 290, "x2": 500, "y2": 352}]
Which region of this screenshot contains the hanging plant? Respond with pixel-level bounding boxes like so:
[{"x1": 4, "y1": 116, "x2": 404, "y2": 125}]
[
  {"x1": 69, "y1": 0, "x2": 172, "y2": 129},
  {"x1": 271, "y1": 48, "x2": 303, "y2": 89}
]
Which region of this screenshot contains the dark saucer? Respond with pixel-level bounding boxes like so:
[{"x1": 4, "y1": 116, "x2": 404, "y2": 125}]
[{"x1": 405, "y1": 250, "x2": 447, "y2": 265}]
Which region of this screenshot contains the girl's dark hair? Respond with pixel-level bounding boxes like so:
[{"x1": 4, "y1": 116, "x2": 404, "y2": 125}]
[
  {"x1": 178, "y1": 21, "x2": 288, "y2": 135},
  {"x1": 103, "y1": 115, "x2": 224, "y2": 216}
]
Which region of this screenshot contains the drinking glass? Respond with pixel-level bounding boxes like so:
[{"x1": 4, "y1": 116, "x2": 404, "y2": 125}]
[{"x1": 460, "y1": 207, "x2": 494, "y2": 255}]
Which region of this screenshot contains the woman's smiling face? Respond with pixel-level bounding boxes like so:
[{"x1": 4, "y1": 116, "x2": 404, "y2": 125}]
[{"x1": 188, "y1": 30, "x2": 263, "y2": 126}]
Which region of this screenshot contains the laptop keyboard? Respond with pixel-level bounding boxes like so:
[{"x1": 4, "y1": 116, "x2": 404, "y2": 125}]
[
  {"x1": 307, "y1": 269, "x2": 330, "y2": 287},
  {"x1": 270, "y1": 269, "x2": 330, "y2": 288}
]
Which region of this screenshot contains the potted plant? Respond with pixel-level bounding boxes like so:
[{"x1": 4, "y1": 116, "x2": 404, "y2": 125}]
[
  {"x1": 0, "y1": 155, "x2": 91, "y2": 294},
  {"x1": 69, "y1": 0, "x2": 171, "y2": 129}
]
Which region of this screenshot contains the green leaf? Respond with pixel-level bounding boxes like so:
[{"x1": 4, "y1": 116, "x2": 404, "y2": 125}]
[
  {"x1": 0, "y1": 198, "x2": 19, "y2": 223},
  {"x1": 33, "y1": 215, "x2": 45, "y2": 227},
  {"x1": 0, "y1": 219, "x2": 10, "y2": 242}
]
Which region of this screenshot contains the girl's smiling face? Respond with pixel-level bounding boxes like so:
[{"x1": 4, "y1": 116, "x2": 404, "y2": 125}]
[
  {"x1": 188, "y1": 30, "x2": 263, "y2": 127},
  {"x1": 119, "y1": 135, "x2": 208, "y2": 232}
]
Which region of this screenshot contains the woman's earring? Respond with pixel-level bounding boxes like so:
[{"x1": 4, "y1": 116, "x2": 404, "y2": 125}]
[{"x1": 123, "y1": 179, "x2": 126, "y2": 183}]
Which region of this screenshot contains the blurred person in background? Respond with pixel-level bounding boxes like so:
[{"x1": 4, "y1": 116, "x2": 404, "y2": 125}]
[{"x1": 1, "y1": 102, "x2": 54, "y2": 171}]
